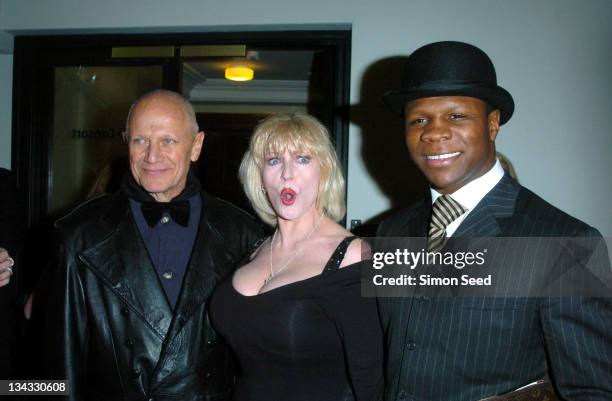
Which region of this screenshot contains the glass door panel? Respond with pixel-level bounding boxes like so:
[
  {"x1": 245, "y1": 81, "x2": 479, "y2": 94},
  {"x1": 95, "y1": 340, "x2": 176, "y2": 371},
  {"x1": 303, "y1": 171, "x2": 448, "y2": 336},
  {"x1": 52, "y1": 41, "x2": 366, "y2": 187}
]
[{"x1": 50, "y1": 65, "x2": 163, "y2": 213}]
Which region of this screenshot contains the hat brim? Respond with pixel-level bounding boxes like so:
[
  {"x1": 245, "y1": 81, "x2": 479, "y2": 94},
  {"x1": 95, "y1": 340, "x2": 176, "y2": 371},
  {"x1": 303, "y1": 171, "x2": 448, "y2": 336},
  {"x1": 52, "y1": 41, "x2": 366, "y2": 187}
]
[{"x1": 383, "y1": 84, "x2": 514, "y2": 125}]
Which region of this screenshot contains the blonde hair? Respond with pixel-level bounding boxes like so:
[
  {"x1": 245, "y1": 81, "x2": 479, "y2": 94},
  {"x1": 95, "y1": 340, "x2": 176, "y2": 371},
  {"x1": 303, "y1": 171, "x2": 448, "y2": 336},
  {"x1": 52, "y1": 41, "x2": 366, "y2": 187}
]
[{"x1": 239, "y1": 113, "x2": 346, "y2": 226}]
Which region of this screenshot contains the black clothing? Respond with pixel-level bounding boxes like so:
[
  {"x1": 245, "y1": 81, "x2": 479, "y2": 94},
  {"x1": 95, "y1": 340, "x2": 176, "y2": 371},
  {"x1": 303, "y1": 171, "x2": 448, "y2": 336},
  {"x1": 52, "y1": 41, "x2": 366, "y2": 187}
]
[
  {"x1": 210, "y1": 237, "x2": 384, "y2": 401},
  {"x1": 0, "y1": 168, "x2": 22, "y2": 378},
  {"x1": 0, "y1": 168, "x2": 20, "y2": 260},
  {"x1": 42, "y1": 189, "x2": 263, "y2": 401}
]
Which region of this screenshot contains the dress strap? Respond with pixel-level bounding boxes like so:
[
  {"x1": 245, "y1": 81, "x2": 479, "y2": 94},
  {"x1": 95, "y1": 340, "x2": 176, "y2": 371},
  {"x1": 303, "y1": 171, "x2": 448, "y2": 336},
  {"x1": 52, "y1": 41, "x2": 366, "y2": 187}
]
[{"x1": 323, "y1": 236, "x2": 358, "y2": 272}]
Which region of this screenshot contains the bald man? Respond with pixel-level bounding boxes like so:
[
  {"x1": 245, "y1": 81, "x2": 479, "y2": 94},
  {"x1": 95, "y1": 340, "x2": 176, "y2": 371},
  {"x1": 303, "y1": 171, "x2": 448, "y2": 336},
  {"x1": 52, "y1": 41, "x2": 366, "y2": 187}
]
[{"x1": 43, "y1": 90, "x2": 263, "y2": 401}]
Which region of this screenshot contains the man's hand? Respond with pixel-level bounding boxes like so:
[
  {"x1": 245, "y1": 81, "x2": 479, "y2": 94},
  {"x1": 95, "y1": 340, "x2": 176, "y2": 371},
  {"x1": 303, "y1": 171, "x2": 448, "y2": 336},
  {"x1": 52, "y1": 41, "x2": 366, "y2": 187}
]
[{"x1": 0, "y1": 247, "x2": 15, "y2": 287}]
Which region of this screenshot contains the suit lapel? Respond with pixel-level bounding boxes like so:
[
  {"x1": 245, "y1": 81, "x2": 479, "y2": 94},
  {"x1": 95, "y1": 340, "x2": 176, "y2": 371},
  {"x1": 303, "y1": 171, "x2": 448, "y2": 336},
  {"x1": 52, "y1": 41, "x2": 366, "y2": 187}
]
[
  {"x1": 409, "y1": 199, "x2": 431, "y2": 237},
  {"x1": 78, "y1": 194, "x2": 173, "y2": 339},
  {"x1": 163, "y1": 219, "x2": 216, "y2": 342},
  {"x1": 453, "y1": 174, "x2": 520, "y2": 238}
]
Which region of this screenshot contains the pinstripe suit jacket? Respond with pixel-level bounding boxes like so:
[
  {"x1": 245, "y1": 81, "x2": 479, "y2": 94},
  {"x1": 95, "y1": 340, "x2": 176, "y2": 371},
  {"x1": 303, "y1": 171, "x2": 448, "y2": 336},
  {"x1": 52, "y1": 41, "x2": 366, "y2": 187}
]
[{"x1": 376, "y1": 174, "x2": 612, "y2": 401}]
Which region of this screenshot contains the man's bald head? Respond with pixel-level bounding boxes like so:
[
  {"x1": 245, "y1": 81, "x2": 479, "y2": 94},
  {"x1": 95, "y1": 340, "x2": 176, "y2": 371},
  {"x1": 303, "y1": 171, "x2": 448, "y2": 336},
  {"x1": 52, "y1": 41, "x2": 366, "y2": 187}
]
[{"x1": 125, "y1": 89, "x2": 199, "y2": 139}]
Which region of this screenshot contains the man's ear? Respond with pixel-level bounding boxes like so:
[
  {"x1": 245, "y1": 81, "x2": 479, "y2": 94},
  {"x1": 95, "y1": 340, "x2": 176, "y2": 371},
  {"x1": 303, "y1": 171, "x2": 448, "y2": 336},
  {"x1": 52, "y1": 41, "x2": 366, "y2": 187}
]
[
  {"x1": 190, "y1": 131, "x2": 205, "y2": 162},
  {"x1": 488, "y1": 109, "x2": 501, "y2": 141}
]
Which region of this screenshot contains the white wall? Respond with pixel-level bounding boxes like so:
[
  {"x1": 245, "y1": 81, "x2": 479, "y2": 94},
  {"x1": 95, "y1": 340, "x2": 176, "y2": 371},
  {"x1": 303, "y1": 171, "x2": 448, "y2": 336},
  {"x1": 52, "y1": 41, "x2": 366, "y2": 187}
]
[
  {"x1": 0, "y1": 30, "x2": 12, "y2": 52},
  {"x1": 0, "y1": 53, "x2": 12, "y2": 169},
  {"x1": 0, "y1": 0, "x2": 610, "y2": 234}
]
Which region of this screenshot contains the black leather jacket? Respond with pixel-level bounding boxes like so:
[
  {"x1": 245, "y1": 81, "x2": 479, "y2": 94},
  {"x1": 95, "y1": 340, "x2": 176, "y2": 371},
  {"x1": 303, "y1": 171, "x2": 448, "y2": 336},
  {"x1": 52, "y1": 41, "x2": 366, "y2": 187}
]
[{"x1": 42, "y1": 191, "x2": 263, "y2": 401}]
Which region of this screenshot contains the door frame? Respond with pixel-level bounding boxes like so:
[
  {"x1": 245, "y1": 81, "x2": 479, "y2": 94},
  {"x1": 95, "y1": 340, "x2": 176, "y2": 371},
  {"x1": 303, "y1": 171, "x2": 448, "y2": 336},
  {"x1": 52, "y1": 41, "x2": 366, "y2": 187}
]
[{"x1": 12, "y1": 30, "x2": 351, "y2": 226}]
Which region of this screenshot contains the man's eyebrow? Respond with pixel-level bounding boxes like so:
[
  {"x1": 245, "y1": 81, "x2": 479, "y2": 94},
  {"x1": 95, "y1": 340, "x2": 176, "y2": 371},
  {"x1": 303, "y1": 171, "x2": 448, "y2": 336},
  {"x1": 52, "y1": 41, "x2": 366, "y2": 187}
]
[{"x1": 405, "y1": 107, "x2": 424, "y2": 115}]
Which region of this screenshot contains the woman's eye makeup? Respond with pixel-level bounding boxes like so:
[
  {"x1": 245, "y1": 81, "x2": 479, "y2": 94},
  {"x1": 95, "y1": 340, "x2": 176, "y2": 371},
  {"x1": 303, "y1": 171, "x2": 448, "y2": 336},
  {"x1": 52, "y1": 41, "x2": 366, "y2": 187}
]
[
  {"x1": 264, "y1": 152, "x2": 312, "y2": 166},
  {"x1": 266, "y1": 156, "x2": 280, "y2": 166},
  {"x1": 296, "y1": 155, "x2": 311, "y2": 164}
]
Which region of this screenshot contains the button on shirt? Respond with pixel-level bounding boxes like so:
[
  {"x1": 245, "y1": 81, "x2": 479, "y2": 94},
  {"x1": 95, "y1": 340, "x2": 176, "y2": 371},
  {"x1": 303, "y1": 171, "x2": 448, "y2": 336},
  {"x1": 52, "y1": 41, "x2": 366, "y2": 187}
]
[
  {"x1": 160, "y1": 214, "x2": 171, "y2": 225},
  {"x1": 430, "y1": 159, "x2": 505, "y2": 237},
  {"x1": 130, "y1": 194, "x2": 202, "y2": 309}
]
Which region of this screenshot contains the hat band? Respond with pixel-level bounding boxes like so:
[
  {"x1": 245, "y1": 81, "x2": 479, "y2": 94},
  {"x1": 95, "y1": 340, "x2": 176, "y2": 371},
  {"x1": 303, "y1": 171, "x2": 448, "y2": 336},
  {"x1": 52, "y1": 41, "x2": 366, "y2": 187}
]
[{"x1": 401, "y1": 79, "x2": 498, "y2": 92}]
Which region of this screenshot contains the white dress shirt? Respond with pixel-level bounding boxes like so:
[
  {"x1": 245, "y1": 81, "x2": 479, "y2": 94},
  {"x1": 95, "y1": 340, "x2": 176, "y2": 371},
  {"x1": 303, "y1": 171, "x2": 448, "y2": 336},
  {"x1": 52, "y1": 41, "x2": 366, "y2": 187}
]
[{"x1": 430, "y1": 159, "x2": 505, "y2": 237}]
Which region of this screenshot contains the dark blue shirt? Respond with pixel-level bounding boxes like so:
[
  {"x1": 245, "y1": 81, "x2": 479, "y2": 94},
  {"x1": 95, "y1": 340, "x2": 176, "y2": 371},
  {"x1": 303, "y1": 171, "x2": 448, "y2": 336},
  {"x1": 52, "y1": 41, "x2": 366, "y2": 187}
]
[{"x1": 129, "y1": 194, "x2": 202, "y2": 309}]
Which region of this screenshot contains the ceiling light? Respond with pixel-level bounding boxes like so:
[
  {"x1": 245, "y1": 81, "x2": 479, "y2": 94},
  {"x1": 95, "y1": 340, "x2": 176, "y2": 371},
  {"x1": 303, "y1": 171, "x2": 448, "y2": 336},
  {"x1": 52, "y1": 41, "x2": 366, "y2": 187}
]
[{"x1": 225, "y1": 66, "x2": 254, "y2": 82}]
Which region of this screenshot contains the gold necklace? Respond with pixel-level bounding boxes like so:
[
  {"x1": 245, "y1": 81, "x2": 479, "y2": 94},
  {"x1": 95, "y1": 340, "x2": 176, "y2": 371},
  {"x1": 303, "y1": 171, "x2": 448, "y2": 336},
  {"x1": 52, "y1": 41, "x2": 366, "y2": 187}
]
[{"x1": 266, "y1": 214, "x2": 324, "y2": 284}]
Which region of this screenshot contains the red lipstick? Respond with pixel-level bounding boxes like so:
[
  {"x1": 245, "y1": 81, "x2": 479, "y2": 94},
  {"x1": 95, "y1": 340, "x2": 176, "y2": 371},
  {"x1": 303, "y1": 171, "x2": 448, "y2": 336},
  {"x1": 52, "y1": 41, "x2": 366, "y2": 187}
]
[{"x1": 280, "y1": 188, "x2": 297, "y2": 206}]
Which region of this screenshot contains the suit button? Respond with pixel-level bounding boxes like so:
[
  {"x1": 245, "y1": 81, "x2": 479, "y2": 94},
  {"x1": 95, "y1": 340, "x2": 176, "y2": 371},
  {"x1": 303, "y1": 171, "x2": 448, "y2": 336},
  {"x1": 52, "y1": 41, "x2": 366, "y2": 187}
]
[
  {"x1": 132, "y1": 368, "x2": 141, "y2": 378},
  {"x1": 406, "y1": 341, "x2": 416, "y2": 351},
  {"x1": 205, "y1": 372, "x2": 212, "y2": 379},
  {"x1": 206, "y1": 339, "x2": 215, "y2": 346},
  {"x1": 125, "y1": 339, "x2": 134, "y2": 348},
  {"x1": 398, "y1": 389, "x2": 413, "y2": 401},
  {"x1": 121, "y1": 307, "x2": 130, "y2": 316}
]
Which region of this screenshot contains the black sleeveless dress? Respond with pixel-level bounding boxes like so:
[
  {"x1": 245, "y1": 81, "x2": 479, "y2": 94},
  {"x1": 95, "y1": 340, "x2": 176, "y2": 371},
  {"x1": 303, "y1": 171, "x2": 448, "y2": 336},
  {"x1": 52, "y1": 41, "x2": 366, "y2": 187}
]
[{"x1": 209, "y1": 237, "x2": 383, "y2": 401}]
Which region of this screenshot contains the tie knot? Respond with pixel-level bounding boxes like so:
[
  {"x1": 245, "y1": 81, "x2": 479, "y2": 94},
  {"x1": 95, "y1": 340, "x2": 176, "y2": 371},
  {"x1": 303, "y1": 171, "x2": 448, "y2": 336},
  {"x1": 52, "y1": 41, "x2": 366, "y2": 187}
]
[
  {"x1": 427, "y1": 195, "x2": 466, "y2": 252},
  {"x1": 430, "y1": 195, "x2": 467, "y2": 233}
]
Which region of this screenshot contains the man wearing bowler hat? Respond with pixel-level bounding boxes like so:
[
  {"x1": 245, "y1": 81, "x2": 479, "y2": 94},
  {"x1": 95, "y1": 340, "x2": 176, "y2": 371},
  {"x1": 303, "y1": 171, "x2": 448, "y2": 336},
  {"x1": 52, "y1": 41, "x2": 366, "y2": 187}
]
[{"x1": 377, "y1": 41, "x2": 612, "y2": 400}]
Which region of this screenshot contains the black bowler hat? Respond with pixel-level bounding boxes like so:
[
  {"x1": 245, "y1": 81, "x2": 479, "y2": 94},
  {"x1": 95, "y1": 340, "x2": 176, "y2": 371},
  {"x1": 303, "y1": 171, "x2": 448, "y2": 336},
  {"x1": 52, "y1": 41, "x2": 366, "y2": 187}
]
[{"x1": 383, "y1": 41, "x2": 514, "y2": 124}]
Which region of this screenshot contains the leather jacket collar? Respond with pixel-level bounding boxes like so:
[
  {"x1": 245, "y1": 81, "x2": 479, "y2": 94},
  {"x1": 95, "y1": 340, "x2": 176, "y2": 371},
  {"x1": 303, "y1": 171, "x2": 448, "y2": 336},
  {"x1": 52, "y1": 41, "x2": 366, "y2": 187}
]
[{"x1": 78, "y1": 191, "x2": 221, "y2": 342}]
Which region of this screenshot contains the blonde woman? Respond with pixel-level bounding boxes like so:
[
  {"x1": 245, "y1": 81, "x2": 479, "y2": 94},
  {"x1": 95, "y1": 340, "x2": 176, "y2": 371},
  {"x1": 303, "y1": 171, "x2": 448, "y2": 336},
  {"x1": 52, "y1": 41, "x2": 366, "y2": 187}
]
[{"x1": 210, "y1": 114, "x2": 383, "y2": 401}]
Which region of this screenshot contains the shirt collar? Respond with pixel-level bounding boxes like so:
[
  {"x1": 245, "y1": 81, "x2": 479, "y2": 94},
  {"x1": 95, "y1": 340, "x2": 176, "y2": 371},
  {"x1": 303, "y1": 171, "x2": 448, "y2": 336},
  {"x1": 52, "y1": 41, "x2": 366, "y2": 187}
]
[{"x1": 430, "y1": 159, "x2": 505, "y2": 211}]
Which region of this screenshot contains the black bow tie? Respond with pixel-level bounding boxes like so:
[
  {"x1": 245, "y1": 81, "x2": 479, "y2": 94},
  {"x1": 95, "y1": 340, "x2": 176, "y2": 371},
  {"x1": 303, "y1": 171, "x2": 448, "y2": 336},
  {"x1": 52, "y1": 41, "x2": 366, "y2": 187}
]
[
  {"x1": 141, "y1": 200, "x2": 190, "y2": 227},
  {"x1": 121, "y1": 168, "x2": 202, "y2": 228}
]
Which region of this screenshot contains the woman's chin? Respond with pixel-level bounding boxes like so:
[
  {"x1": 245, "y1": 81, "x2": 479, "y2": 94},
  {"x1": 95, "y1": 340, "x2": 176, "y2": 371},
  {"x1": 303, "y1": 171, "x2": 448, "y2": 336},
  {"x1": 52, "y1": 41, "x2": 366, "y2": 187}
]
[{"x1": 274, "y1": 205, "x2": 320, "y2": 223}]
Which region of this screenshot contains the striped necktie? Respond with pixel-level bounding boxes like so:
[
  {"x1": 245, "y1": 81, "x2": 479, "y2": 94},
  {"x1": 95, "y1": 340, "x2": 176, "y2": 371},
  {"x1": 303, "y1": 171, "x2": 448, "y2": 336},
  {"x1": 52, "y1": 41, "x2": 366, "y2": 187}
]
[{"x1": 427, "y1": 195, "x2": 467, "y2": 252}]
